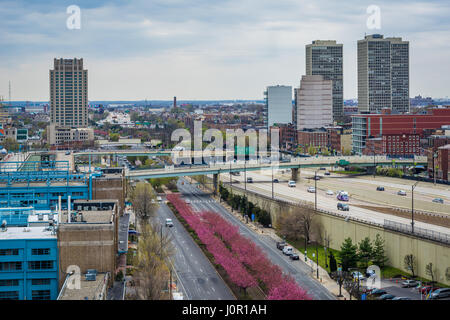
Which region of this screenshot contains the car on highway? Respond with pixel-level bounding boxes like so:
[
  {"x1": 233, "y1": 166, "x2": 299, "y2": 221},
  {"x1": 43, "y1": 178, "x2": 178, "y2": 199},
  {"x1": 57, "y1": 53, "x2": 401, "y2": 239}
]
[
  {"x1": 165, "y1": 218, "x2": 174, "y2": 227},
  {"x1": 370, "y1": 289, "x2": 387, "y2": 296},
  {"x1": 288, "y1": 180, "x2": 296, "y2": 187},
  {"x1": 378, "y1": 294, "x2": 396, "y2": 300},
  {"x1": 337, "y1": 203, "x2": 349, "y2": 211},
  {"x1": 289, "y1": 253, "x2": 300, "y2": 260},
  {"x1": 430, "y1": 288, "x2": 450, "y2": 299},
  {"x1": 401, "y1": 280, "x2": 419, "y2": 288},
  {"x1": 392, "y1": 297, "x2": 412, "y2": 300},
  {"x1": 326, "y1": 190, "x2": 334, "y2": 196},
  {"x1": 337, "y1": 191, "x2": 349, "y2": 201},
  {"x1": 320, "y1": 167, "x2": 326, "y2": 170},
  {"x1": 376, "y1": 186, "x2": 385, "y2": 191},
  {"x1": 156, "y1": 196, "x2": 163, "y2": 203},
  {"x1": 276, "y1": 241, "x2": 287, "y2": 250},
  {"x1": 247, "y1": 177, "x2": 253, "y2": 183},
  {"x1": 324, "y1": 171, "x2": 331, "y2": 176},
  {"x1": 432, "y1": 198, "x2": 444, "y2": 204},
  {"x1": 397, "y1": 190, "x2": 407, "y2": 196},
  {"x1": 282, "y1": 246, "x2": 293, "y2": 256},
  {"x1": 313, "y1": 176, "x2": 321, "y2": 180},
  {"x1": 273, "y1": 178, "x2": 279, "y2": 183},
  {"x1": 185, "y1": 199, "x2": 191, "y2": 204},
  {"x1": 307, "y1": 187, "x2": 316, "y2": 193}
]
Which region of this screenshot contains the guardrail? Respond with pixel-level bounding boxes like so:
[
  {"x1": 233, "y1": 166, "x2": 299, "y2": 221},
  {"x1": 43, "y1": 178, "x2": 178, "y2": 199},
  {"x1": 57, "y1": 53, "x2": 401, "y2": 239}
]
[{"x1": 384, "y1": 220, "x2": 450, "y2": 245}]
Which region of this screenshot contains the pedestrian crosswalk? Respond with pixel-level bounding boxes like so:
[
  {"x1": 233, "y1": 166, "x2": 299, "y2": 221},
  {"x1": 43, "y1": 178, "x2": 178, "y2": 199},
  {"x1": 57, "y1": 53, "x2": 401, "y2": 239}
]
[{"x1": 186, "y1": 200, "x2": 217, "y2": 204}]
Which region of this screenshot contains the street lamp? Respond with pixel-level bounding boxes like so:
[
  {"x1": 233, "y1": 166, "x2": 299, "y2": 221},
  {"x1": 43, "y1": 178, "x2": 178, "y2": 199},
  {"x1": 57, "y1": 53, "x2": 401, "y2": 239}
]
[
  {"x1": 411, "y1": 181, "x2": 419, "y2": 234},
  {"x1": 271, "y1": 164, "x2": 274, "y2": 199},
  {"x1": 314, "y1": 170, "x2": 318, "y2": 211}
]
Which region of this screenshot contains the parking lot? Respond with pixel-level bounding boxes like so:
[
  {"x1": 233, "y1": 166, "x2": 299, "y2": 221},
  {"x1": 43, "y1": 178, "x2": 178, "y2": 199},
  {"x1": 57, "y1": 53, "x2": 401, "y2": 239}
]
[{"x1": 365, "y1": 279, "x2": 450, "y2": 300}]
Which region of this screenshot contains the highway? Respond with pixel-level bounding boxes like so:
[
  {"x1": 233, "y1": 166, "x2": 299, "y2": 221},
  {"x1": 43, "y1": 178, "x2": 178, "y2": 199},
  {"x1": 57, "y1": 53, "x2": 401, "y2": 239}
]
[
  {"x1": 177, "y1": 178, "x2": 337, "y2": 300},
  {"x1": 155, "y1": 201, "x2": 235, "y2": 300},
  {"x1": 218, "y1": 170, "x2": 450, "y2": 236}
]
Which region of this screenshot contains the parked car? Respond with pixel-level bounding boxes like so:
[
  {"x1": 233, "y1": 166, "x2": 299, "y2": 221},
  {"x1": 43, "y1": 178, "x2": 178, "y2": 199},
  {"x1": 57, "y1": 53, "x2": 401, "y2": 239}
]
[
  {"x1": 273, "y1": 178, "x2": 279, "y2": 183},
  {"x1": 185, "y1": 199, "x2": 191, "y2": 204},
  {"x1": 307, "y1": 187, "x2": 316, "y2": 193},
  {"x1": 432, "y1": 198, "x2": 444, "y2": 204},
  {"x1": 156, "y1": 196, "x2": 163, "y2": 202},
  {"x1": 282, "y1": 246, "x2": 293, "y2": 256},
  {"x1": 276, "y1": 241, "x2": 287, "y2": 250},
  {"x1": 430, "y1": 288, "x2": 450, "y2": 299},
  {"x1": 401, "y1": 280, "x2": 419, "y2": 288},
  {"x1": 326, "y1": 190, "x2": 334, "y2": 196},
  {"x1": 376, "y1": 186, "x2": 385, "y2": 191},
  {"x1": 313, "y1": 176, "x2": 321, "y2": 180},
  {"x1": 378, "y1": 294, "x2": 396, "y2": 300},
  {"x1": 397, "y1": 190, "x2": 407, "y2": 196},
  {"x1": 337, "y1": 203, "x2": 349, "y2": 211},
  {"x1": 247, "y1": 177, "x2": 253, "y2": 183},
  {"x1": 288, "y1": 180, "x2": 296, "y2": 187},
  {"x1": 290, "y1": 253, "x2": 299, "y2": 260},
  {"x1": 165, "y1": 218, "x2": 174, "y2": 227},
  {"x1": 392, "y1": 297, "x2": 411, "y2": 300},
  {"x1": 370, "y1": 289, "x2": 387, "y2": 296}
]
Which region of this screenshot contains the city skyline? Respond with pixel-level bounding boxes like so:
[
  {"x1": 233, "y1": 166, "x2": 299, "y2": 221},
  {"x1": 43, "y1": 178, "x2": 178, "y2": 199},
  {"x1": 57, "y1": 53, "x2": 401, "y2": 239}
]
[{"x1": 0, "y1": 0, "x2": 450, "y2": 101}]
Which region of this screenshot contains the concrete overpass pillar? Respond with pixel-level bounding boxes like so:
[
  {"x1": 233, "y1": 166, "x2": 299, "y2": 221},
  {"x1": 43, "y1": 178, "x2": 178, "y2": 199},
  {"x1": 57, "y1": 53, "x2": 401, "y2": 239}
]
[
  {"x1": 213, "y1": 173, "x2": 219, "y2": 195},
  {"x1": 291, "y1": 168, "x2": 300, "y2": 182}
]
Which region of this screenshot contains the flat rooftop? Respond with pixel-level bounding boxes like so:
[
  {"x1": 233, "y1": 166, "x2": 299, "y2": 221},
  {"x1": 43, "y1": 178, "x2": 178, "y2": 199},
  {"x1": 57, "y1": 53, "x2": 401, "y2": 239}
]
[
  {"x1": 0, "y1": 211, "x2": 58, "y2": 240},
  {"x1": 59, "y1": 210, "x2": 114, "y2": 224},
  {"x1": 59, "y1": 273, "x2": 107, "y2": 300}
]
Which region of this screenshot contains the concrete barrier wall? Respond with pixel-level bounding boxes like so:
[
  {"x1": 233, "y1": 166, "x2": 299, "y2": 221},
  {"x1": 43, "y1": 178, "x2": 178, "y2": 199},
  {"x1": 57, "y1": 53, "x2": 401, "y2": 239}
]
[{"x1": 224, "y1": 184, "x2": 450, "y2": 285}]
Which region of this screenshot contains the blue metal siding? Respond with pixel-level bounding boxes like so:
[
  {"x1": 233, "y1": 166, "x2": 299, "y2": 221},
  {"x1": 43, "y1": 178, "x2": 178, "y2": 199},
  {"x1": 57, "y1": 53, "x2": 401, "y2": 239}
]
[{"x1": 0, "y1": 238, "x2": 58, "y2": 300}]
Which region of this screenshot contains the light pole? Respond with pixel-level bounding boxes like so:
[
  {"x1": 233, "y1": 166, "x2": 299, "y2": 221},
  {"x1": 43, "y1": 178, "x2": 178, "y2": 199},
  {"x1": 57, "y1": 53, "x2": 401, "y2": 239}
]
[
  {"x1": 411, "y1": 181, "x2": 419, "y2": 234},
  {"x1": 271, "y1": 164, "x2": 274, "y2": 199},
  {"x1": 314, "y1": 171, "x2": 318, "y2": 211}
]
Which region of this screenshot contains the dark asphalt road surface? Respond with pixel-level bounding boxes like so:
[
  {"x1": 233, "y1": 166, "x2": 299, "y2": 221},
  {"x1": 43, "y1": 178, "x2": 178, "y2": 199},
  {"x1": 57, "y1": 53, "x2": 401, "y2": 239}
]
[{"x1": 156, "y1": 201, "x2": 235, "y2": 300}]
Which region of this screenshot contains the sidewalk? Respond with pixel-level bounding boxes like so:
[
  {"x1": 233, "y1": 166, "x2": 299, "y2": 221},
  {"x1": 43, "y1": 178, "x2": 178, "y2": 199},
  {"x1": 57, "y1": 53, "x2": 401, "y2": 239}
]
[{"x1": 187, "y1": 178, "x2": 350, "y2": 300}]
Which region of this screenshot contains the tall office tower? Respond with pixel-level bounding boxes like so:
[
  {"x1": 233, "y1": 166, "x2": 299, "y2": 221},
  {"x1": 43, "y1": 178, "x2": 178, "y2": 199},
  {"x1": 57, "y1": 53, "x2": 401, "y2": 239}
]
[
  {"x1": 50, "y1": 58, "x2": 88, "y2": 127},
  {"x1": 306, "y1": 40, "x2": 343, "y2": 122},
  {"x1": 358, "y1": 34, "x2": 409, "y2": 114},
  {"x1": 295, "y1": 75, "x2": 333, "y2": 130},
  {"x1": 264, "y1": 85, "x2": 292, "y2": 129}
]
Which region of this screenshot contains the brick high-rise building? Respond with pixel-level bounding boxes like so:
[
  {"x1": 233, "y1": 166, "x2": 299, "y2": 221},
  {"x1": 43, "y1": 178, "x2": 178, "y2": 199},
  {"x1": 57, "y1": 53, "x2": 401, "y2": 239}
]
[{"x1": 50, "y1": 58, "x2": 88, "y2": 127}]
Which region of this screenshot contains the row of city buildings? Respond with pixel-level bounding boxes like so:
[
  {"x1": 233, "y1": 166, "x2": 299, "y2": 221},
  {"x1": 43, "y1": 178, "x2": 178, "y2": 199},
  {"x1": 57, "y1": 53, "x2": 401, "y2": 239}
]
[{"x1": 0, "y1": 159, "x2": 127, "y2": 300}]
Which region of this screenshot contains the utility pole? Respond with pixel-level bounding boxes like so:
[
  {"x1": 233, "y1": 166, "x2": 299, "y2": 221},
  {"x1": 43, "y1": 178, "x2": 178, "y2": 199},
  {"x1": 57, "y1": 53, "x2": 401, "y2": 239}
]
[
  {"x1": 244, "y1": 160, "x2": 247, "y2": 192},
  {"x1": 271, "y1": 164, "x2": 274, "y2": 199},
  {"x1": 411, "y1": 181, "x2": 419, "y2": 234},
  {"x1": 314, "y1": 171, "x2": 317, "y2": 211}
]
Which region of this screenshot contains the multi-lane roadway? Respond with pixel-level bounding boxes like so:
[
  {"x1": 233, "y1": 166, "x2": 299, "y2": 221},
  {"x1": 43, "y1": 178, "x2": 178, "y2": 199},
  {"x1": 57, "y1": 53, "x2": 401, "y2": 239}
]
[
  {"x1": 218, "y1": 170, "x2": 450, "y2": 236},
  {"x1": 176, "y1": 178, "x2": 337, "y2": 300}
]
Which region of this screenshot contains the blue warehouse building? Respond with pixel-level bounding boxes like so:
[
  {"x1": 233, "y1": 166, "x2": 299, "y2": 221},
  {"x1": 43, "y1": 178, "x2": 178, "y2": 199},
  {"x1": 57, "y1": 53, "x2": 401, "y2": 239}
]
[
  {"x1": 0, "y1": 160, "x2": 91, "y2": 210},
  {"x1": 0, "y1": 208, "x2": 59, "y2": 300}
]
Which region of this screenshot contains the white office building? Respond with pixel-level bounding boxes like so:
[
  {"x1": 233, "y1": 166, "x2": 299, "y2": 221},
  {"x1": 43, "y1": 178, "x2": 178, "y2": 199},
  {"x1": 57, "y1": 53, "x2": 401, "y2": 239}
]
[{"x1": 295, "y1": 75, "x2": 333, "y2": 130}]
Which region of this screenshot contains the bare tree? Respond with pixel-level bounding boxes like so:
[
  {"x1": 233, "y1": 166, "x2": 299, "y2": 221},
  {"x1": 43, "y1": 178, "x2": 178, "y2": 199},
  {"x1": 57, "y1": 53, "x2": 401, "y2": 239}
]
[
  {"x1": 404, "y1": 254, "x2": 417, "y2": 277},
  {"x1": 131, "y1": 223, "x2": 175, "y2": 300},
  {"x1": 277, "y1": 204, "x2": 317, "y2": 243},
  {"x1": 130, "y1": 181, "x2": 159, "y2": 228},
  {"x1": 425, "y1": 262, "x2": 436, "y2": 283}
]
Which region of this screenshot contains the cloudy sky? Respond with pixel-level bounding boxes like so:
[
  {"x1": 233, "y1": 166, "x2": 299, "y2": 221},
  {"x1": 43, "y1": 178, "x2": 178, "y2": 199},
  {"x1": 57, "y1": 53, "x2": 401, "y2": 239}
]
[{"x1": 0, "y1": 0, "x2": 449, "y2": 101}]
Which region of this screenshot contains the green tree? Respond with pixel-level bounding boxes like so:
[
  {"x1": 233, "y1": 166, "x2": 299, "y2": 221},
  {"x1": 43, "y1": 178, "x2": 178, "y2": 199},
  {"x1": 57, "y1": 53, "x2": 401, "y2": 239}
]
[
  {"x1": 110, "y1": 132, "x2": 120, "y2": 142},
  {"x1": 358, "y1": 237, "x2": 373, "y2": 268},
  {"x1": 257, "y1": 210, "x2": 271, "y2": 227},
  {"x1": 372, "y1": 234, "x2": 388, "y2": 268},
  {"x1": 339, "y1": 238, "x2": 358, "y2": 271}
]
